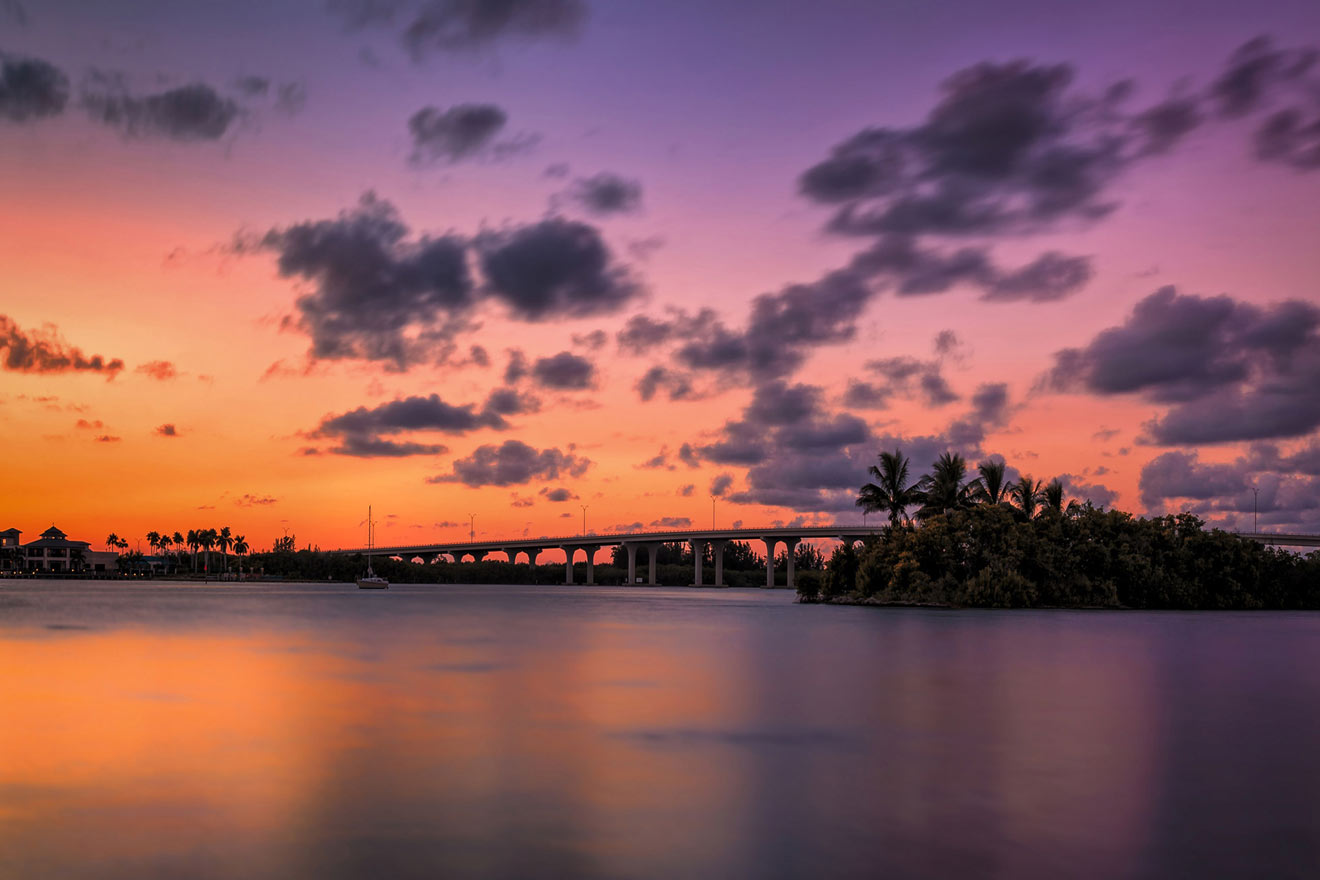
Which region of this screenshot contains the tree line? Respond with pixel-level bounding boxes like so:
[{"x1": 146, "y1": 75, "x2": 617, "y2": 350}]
[{"x1": 795, "y1": 449, "x2": 1320, "y2": 609}]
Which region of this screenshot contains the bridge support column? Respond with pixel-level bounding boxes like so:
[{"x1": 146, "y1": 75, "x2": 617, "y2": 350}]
[
  {"x1": 584, "y1": 546, "x2": 597, "y2": 585},
  {"x1": 625, "y1": 543, "x2": 637, "y2": 585},
  {"x1": 504, "y1": 548, "x2": 517, "y2": 564},
  {"x1": 468, "y1": 550, "x2": 487, "y2": 563},
  {"x1": 528, "y1": 548, "x2": 540, "y2": 566},
  {"x1": 647, "y1": 542, "x2": 660, "y2": 586},
  {"x1": 692, "y1": 538, "x2": 706, "y2": 586},
  {"x1": 712, "y1": 540, "x2": 726, "y2": 587},
  {"x1": 785, "y1": 538, "x2": 800, "y2": 591},
  {"x1": 763, "y1": 538, "x2": 778, "y2": 588},
  {"x1": 560, "y1": 546, "x2": 576, "y2": 585}
]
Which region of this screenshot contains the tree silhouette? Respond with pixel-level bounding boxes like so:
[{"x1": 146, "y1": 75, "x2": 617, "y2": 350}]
[
  {"x1": 971, "y1": 459, "x2": 1010, "y2": 506},
  {"x1": 1011, "y1": 476, "x2": 1044, "y2": 520},
  {"x1": 917, "y1": 452, "x2": 973, "y2": 519},
  {"x1": 857, "y1": 449, "x2": 925, "y2": 527}
]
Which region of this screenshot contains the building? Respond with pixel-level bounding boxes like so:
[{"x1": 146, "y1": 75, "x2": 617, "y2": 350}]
[{"x1": 8, "y1": 526, "x2": 120, "y2": 573}]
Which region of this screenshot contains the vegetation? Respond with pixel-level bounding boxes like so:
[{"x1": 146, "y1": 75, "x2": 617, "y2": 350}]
[{"x1": 804, "y1": 449, "x2": 1320, "y2": 609}]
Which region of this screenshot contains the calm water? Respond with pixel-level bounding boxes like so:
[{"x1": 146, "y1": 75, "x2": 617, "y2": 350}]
[{"x1": 2, "y1": 580, "x2": 1319, "y2": 879}]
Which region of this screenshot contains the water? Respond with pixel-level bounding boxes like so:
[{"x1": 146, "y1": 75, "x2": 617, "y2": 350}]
[{"x1": 2, "y1": 580, "x2": 1319, "y2": 879}]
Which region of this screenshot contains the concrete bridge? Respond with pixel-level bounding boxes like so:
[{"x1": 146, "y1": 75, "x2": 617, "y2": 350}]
[
  {"x1": 329, "y1": 526, "x2": 884, "y2": 589},
  {"x1": 329, "y1": 526, "x2": 1320, "y2": 589}
]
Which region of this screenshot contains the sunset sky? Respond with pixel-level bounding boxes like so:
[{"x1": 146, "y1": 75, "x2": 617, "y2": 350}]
[{"x1": 3, "y1": 0, "x2": 1320, "y2": 551}]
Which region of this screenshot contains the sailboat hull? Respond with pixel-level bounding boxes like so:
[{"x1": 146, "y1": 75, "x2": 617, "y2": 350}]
[{"x1": 356, "y1": 577, "x2": 389, "y2": 589}]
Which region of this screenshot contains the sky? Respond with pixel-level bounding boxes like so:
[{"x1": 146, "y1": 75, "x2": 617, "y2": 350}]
[{"x1": 3, "y1": 0, "x2": 1320, "y2": 552}]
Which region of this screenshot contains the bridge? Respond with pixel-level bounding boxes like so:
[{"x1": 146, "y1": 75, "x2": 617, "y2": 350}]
[
  {"x1": 329, "y1": 526, "x2": 884, "y2": 589},
  {"x1": 329, "y1": 526, "x2": 1320, "y2": 589}
]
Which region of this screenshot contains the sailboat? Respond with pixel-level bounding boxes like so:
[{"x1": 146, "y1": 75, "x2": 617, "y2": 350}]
[{"x1": 356, "y1": 506, "x2": 389, "y2": 589}]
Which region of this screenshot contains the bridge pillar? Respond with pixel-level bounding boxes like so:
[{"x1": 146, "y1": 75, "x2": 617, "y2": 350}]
[
  {"x1": 785, "y1": 538, "x2": 800, "y2": 591},
  {"x1": 584, "y1": 546, "x2": 598, "y2": 585},
  {"x1": 647, "y1": 542, "x2": 661, "y2": 586},
  {"x1": 625, "y1": 543, "x2": 637, "y2": 585},
  {"x1": 712, "y1": 540, "x2": 726, "y2": 587},
  {"x1": 692, "y1": 538, "x2": 706, "y2": 586},
  {"x1": 560, "y1": 545, "x2": 576, "y2": 585},
  {"x1": 504, "y1": 548, "x2": 518, "y2": 563},
  {"x1": 528, "y1": 548, "x2": 540, "y2": 566},
  {"x1": 762, "y1": 538, "x2": 778, "y2": 588}
]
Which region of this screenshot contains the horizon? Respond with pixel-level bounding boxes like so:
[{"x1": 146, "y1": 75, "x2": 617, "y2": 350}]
[{"x1": 4, "y1": 0, "x2": 1320, "y2": 551}]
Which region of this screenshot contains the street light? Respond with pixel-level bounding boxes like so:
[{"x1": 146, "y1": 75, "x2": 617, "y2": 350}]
[
  {"x1": 1252, "y1": 487, "x2": 1259, "y2": 534},
  {"x1": 711, "y1": 495, "x2": 716, "y2": 529},
  {"x1": 468, "y1": 513, "x2": 475, "y2": 542},
  {"x1": 580, "y1": 504, "x2": 589, "y2": 535}
]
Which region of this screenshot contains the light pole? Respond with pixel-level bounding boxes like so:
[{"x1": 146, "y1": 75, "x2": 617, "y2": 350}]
[
  {"x1": 711, "y1": 495, "x2": 716, "y2": 529},
  {"x1": 468, "y1": 513, "x2": 475, "y2": 542},
  {"x1": 580, "y1": 504, "x2": 589, "y2": 535},
  {"x1": 1252, "y1": 487, "x2": 1259, "y2": 533}
]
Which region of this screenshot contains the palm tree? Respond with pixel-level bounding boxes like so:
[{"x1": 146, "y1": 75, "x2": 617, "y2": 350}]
[
  {"x1": 1011, "y1": 476, "x2": 1044, "y2": 520},
  {"x1": 857, "y1": 449, "x2": 926, "y2": 527},
  {"x1": 186, "y1": 529, "x2": 200, "y2": 572},
  {"x1": 233, "y1": 535, "x2": 249, "y2": 577},
  {"x1": 217, "y1": 526, "x2": 233, "y2": 573},
  {"x1": 106, "y1": 532, "x2": 120, "y2": 553},
  {"x1": 199, "y1": 528, "x2": 216, "y2": 574},
  {"x1": 172, "y1": 531, "x2": 185, "y2": 567},
  {"x1": 971, "y1": 459, "x2": 1010, "y2": 506},
  {"x1": 1042, "y1": 479, "x2": 1066, "y2": 515},
  {"x1": 146, "y1": 531, "x2": 161, "y2": 556},
  {"x1": 917, "y1": 452, "x2": 973, "y2": 519}
]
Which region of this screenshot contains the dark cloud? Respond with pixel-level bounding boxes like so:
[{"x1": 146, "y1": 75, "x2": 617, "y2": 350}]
[
  {"x1": 677, "y1": 443, "x2": 700, "y2": 468},
  {"x1": 313, "y1": 392, "x2": 507, "y2": 456},
  {"x1": 982, "y1": 251, "x2": 1093, "y2": 303},
  {"x1": 236, "y1": 494, "x2": 278, "y2": 507},
  {"x1": 1139, "y1": 450, "x2": 1251, "y2": 508},
  {"x1": 539, "y1": 486, "x2": 577, "y2": 502},
  {"x1": 503, "y1": 349, "x2": 528, "y2": 383},
  {"x1": 571, "y1": 329, "x2": 607, "y2": 350},
  {"x1": 83, "y1": 82, "x2": 240, "y2": 141},
  {"x1": 1132, "y1": 96, "x2": 1204, "y2": 155},
  {"x1": 254, "y1": 193, "x2": 474, "y2": 369},
  {"x1": 1210, "y1": 36, "x2": 1316, "y2": 118},
  {"x1": 678, "y1": 484, "x2": 695, "y2": 497},
  {"x1": 842, "y1": 380, "x2": 891, "y2": 410},
  {"x1": 135, "y1": 360, "x2": 177, "y2": 381},
  {"x1": 1254, "y1": 106, "x2": 1320, "y2": 170},
  {"x1": 1056, "y1": 473, "x2": 1117, "y2": 509},
  {"x1": 95, "y1": 434, "x2": 121, "y2": 443},
  {"x1": 945, "y1": 383, "x2": 1011, "y2": 449},
  {"x1": 531, "y1": 350, "x2": 594, "y2": 389},
  {"x1": 483, "y1": 386, "x2": 540, "y2": 416},
  {"x1": 0, "y1": 53, "x2": 68, "y2": 122},
  {"x1": 234, "y1": 76, "x2": 270, "y2": 97},
  {"x1": 865, "y1": 356, "x2": 958, "y2": 406},
  {"x1": 710, "y1": 474, "x2": 734, "y2": 497},
  {"x1": 408, "y1": 103, "x2": 526, "y2": 164},
  {"x1": 332, "y1": 0, "x2": 586, "y2": 58},
  {"x1": 1, "y1": 315, "x2": 124, "y2": 377},
  {"x1": 799, "y1": 61, "x2": 1127, "y2": 238},
  {"x1": 567, "y1": 172, "x2": 643, "y2": 215},
  {"x1": 1046, "y1": 285, "x2": 1320, "y2": 443},
  {"x1": 933, "y1": 329, "x2": 962, "y2": 357},
  {"x1": 429, "y1": 439, "x2": 590, "y2": 486},
  {"x1": 649, "y1": 516, "x2": 691, "y2": 528},
  {"x1": 156, "y1": 424, "x2": 179, "y2": 437},
  {"x1": 477, "y1": 218, "x2": 641, "y2": 321},
  {"x1": 638, "y1": 447, "x2": 674, "y2": 470}
]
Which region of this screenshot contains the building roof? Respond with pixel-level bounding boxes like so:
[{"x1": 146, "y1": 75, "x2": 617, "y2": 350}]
[{"x1": 41, "y1": 526, "x2": 67, "y2": 540}]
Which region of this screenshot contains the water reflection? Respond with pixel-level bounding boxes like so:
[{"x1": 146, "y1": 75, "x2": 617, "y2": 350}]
[{"x1": 1, "y1": 581, "x2": 1318, "y2": 878}]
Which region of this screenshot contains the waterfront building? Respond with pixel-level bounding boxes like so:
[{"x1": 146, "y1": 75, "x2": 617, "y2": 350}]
[{"x1": 12, "y1": 526, "x2": 119, "y2": 573}]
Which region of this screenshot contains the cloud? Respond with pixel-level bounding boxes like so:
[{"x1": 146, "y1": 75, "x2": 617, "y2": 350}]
[
  {"x1": 0, "y1": 53, "x2": 68, "y2": 122},
  {"x1": 74, "y1": 419, "x2": 103, "y2": 430},
  {"x1": 330, "y1": 0, "x2": 586, "y2": 58},
  {"x1": 1046, "y1": 285, "x2": 1320, "y2": 443},
  {"x1": 408, "y1": 103, "x2": 535, "y2": 164},
  {"x1": 428, "y1": 439, "x2": 590, "y2": 486},
  {"x1": 1, "y1": 315, "x2": 124, "y2": 377},
  {"x1": 649, "y1": 516, "x2": 691, "y2": 528},
  {"x1": 710, "y1": 473, "x2": 733, "y2": 497},
  {"x1": 254, "y1": 193, "x2": 475, "y2": 369},
  {"x1": 638, "y1": 447, "x2": 674, "y2": 470},
  {"x1": 1, "y1": 1, "x2": 28, "y2": 26},
  {"x1": 1210, "y1": 36, "x2": 1316, "y2": 119},
  {"x1": 1056, "y1": 473, "x2": 1118, "y2": 509},
  {"x1": 83, "y1": 81, "x2": 241, "y2": 141},
  {"x1": 531, "y1": 350, "x2": 595, "y2": 389},
  {"x1": 135, "y1": 360, "x2": 178, "y2": 381},
  {"x1": 539, "y1": 486, "x2": 577, "y2": 502},
  {"x1": 477, "y1": 217, "x2": 641, "y2": 321},
  {"x1": 981, "y1": 251, "x2": 1094, "y2": 303},
  {"x1": 156, "y1": 423, "x2": 179, "y2": 437},
  {"x1": 312, "y1": 392, "x2": 509, "y2": 456},
  {"x1": 566, "y1": 172, "x2": 643, "y2": 215},
  {"x1": 866, "y1": 356, "x2": 958, "y2": 406},
  {"x1": 678, "y1": 484, "x2": 694, "y2": 496},
  {"x1": 235, "y1": 494, "x2": 278, "y2": 507},
  {"x1": 1254, "y1": 106, "x2": 1320, "y2": 171},
  {"x1": 1139, "y1": 450, "x2": 1251, "y2": 509},
  {"x1": 95, "y1": 434, "x2": 121, "y2": 443}
]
